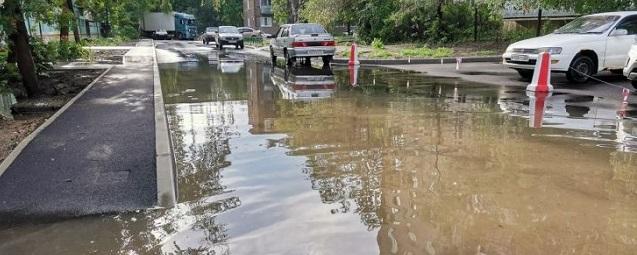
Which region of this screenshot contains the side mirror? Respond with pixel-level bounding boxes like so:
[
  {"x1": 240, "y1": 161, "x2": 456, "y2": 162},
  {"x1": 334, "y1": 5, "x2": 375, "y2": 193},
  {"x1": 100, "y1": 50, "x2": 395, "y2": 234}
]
[{"x1": 612, "y1": 28, "x2": 629, "y2": 36}]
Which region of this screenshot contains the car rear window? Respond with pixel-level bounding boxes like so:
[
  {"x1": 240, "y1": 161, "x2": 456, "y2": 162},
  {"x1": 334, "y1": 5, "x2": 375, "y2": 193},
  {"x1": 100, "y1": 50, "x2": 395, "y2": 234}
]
[
  {"x1": 290, "y1": 24, "x2": 327, "y2": 35},
  {"x1": 206, "y1": 27, "x2": 218, "y2": 32},
  {"x1": 219, "y1": 27, "x2": 239, "y2": 33}
]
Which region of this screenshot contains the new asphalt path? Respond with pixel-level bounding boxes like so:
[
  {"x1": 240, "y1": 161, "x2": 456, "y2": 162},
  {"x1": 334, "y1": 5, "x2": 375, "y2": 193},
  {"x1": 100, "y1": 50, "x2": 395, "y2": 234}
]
[{"x1": 0, "y1": 64, "x2": 156, "y2": 223}]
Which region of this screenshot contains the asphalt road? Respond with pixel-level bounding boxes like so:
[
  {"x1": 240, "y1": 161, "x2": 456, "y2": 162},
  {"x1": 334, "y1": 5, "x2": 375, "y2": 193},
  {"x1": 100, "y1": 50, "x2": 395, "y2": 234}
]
[{"x1": 0, "y1": 65, "x2": 156, "y2": 224}]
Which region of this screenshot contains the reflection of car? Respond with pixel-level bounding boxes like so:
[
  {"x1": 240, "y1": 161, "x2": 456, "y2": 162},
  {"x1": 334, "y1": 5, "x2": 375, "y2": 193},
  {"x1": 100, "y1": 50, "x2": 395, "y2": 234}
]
[
  {"x1": 270, "y1": 23, "x2": 336, "y2": 66},
  {"x1": 203, "y1": 27, "x2": 217, "y2": 45},
  {"x1": 503, "y1": 11, "x2": 637, "y2": 83},
  {"x1": 153, "y1": 29, "x2": 170, "y2": 40},
  {"x1": 238, "y1": 27, "x2": 260, "y2": 38},
  {"x1": 215, "y1": 26, "x2": 244, "y2": 49},
  {"x1": 218, "y1": 61, "x2": 245, "y2": 73},
  {"x1": 270, "y1": 65, "x2": 336, "y2": 101},
  {"x1": 623, "y1": 43, "x2": 637, "y2": 88}
]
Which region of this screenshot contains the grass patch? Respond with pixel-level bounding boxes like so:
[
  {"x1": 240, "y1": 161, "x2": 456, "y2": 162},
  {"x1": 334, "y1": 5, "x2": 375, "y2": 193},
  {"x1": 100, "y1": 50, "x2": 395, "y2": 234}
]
[
  {"x1": 370, "y1": 49, "x2": 393, "y2": 58},
  {"x1": 399, "y1": 47, "x2": 454, "y2": 58},
  {"x1": 473, "y1": 50, "x2": 497, "y2": 56}
]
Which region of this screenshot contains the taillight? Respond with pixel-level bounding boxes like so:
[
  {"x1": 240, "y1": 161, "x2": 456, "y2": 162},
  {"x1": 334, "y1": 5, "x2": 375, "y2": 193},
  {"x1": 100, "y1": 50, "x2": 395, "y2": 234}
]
[
  {"x1": 321, "y1": 41, "x2": 336, "y2": 46},
  {"x1": 292, "y1": 41, "x2": 307, "y2": 47}
]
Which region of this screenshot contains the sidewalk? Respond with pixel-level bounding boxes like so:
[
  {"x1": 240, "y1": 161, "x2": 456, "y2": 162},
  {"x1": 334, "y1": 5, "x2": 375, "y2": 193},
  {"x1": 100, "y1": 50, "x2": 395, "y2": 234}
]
[{"x1": 0, "y1": 55, "x2": 157, "y2": 222}]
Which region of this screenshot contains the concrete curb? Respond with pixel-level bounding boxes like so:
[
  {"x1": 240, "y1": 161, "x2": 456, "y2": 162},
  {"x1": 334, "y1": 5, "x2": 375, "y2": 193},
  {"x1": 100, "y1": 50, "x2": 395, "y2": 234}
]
[
  {"x1": 331, "y1": 56, "x2": 501, "y2": 65},
  {"x1": 152, "y1": 40, "x2": 178, "y2": 208},
  {"x1": 0, "y1": 66, "x2": 113, "y2": 178}
]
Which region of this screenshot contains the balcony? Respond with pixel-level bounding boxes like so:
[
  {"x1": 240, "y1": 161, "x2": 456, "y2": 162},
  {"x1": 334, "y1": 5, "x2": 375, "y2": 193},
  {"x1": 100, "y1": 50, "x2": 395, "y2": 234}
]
[{"x1": 260, "y1": 5, "x2": 273, "y2": 15}]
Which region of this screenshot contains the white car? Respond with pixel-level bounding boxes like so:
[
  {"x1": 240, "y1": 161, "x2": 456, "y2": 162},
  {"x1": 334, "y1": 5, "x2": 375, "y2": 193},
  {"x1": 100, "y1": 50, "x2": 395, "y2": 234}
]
[
  {"x1": 215, "y1": 26, "x2": 244, "y2": 49},
  {"x1": 503, "y1": 11, "x2": 637, "y2": 83},
  {"x1": 270, "y1": 23, "x2": 336, "y2": 66},
  {"x1": 623, "y1": 43, "x2": 637, "y2": 87}
]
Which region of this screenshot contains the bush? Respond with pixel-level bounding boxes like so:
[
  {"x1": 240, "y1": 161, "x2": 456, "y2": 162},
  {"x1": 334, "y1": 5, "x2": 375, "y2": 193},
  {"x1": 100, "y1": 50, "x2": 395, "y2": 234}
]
[
  {"x1": 30, "y1": 39, "x2": 56, "y2": 74},
  {"x1": 371, "y1": 38, "x2": 384, "y2": 50},
  {"x1": 49, "y1": 40, "x2": 88, "y2": 61},
  {"x1": 0, "y1": 51, "x2": 21, "y2": 92}
]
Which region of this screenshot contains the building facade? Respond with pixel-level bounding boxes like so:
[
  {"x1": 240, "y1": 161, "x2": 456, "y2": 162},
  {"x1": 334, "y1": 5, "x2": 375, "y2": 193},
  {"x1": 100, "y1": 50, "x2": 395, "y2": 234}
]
[{"x1": 243, "y1": 0, "x2": 278, "y2": 35}]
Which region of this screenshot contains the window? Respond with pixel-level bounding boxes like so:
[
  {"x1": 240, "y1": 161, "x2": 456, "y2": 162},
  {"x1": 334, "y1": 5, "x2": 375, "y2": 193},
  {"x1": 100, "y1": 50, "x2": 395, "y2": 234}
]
[
  {"x1": 260, "y1": 0, "x2": 272, "y2": 6},
  {"x1": 260, "y1": 17, "x2": 273, "y2": 28},
  {"x1": 281, "y1": 27, "x2": 289, "y2": 37},
  {"x1": 290, "y1": 24, "x2": 327, "y2": 35},
  {"x1": 615, "y1": 16, "x2": 637, "y2": 35}
]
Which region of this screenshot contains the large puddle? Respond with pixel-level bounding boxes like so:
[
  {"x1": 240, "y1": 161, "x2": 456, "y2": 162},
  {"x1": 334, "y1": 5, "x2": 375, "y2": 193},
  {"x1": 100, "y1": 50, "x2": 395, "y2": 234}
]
[{"x1": 1, "y1": 56, "x2": 637, "y2": 254}]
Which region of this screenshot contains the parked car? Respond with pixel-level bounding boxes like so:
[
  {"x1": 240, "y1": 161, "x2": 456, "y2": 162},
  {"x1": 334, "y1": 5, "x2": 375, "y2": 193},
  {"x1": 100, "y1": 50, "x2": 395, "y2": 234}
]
[
  {"x1": 153, "y1": 29, "x2": 170, "y2": 40},
  {"x1": 503, "y1": 11, "x2": 637, "y2": 83},
  {"x1": 270, "y1": 23, "x2": 336, "y2": 66},
  {"x1": 203, "y1": 27, "x2": 218, "y2": 45},
  {"x1": 238, "y1": 27, "x2": 261, "y2": 38},
  {"x1": 215, "y1": 26, "x2": 244, "y2": 49},
  {"x1": 623, "y1": 43, "x2": 637, "y2": 87}
]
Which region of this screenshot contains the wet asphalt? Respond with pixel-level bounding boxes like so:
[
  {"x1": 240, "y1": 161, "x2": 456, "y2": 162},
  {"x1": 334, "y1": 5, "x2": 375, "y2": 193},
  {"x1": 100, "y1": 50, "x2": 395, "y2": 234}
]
[{"x1": 0, "y1": 65, "x2": 156, "y2": 223}]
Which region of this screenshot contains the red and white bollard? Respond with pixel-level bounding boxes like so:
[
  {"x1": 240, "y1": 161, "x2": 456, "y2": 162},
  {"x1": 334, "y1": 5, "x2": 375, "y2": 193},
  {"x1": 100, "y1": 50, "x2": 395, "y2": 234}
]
[
  {"x1": 348, "y1": 43, "x2": 360, "y2": 66},
  {"x1": 349, "y1": 65, "x2": 359, "y2": 87},
  {"x1": 527, "y1": 91, "x2": 552, "y2": 128},
  {"x1": 618, "y1": 88, "x2": 631, "y2": 119},
  {"x1": 526, "y1": 52, "x2": 554, "y2": 93}
]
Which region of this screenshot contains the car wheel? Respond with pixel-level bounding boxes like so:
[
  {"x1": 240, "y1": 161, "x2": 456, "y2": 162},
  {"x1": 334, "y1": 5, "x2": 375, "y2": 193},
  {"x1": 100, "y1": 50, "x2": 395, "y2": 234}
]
[
  {"x1": 235, "y1": 44, "x2": 239, "y2": 49},
  {"x1": 270, "y1": 48, "x2": 277, "y2": 64},
  {"x1": 566, "y1": 55, "x2": 594, "y2": 83},
  {"x1": 239, "y1": 42, "x2": 244, "y2": 49},
  {"x1": 631, "y1": 79, "x2": 637, "y2": 89},
  {"x1": 515, "y1": 69, "x2": 533, "y2": 81},
  {"x1": 322, "y1": 56, "x2": 332, "y2": 66}
]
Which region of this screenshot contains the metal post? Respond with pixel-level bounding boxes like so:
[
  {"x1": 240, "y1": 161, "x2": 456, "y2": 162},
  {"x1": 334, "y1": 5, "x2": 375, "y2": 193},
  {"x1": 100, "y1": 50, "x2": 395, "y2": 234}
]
[{"x1": 537, "y1": 8, "x2": 543, "y2": 37}]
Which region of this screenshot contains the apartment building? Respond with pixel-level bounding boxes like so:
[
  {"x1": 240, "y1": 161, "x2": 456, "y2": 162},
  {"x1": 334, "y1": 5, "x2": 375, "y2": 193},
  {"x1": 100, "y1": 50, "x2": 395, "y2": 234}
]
[{"x1": 243, "y1": 0, "x2": 278, "y2": 35}]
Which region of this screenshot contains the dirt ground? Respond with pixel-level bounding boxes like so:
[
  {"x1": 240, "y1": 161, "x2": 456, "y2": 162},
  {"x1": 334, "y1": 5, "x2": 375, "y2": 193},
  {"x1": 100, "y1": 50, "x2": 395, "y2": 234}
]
[
  {"x1": 0, "y1": 69, "x2": 104, "y2": 163},
  {"x1": 0, "y1": 113, "x2": 50, "y2": 163}
]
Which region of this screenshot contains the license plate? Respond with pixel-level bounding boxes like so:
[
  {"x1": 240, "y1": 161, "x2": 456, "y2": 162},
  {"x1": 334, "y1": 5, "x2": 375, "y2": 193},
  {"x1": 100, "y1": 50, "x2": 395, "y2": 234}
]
[
  {"x1": 308, "y1": 50, "x2": 323, "y2": 55},
  {"x1": 511, "y1": 54, "x2": 530, "y2": 62},
  {"x1": 227, "y1": 40, "x2": 236, "y2": 43}
]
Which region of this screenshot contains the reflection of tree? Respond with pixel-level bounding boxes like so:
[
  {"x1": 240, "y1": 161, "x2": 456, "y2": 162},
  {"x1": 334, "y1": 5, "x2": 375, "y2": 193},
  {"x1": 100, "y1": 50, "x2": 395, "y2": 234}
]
[{"x1": 268, "y1": 69, "x2": 637, "y2": 254}]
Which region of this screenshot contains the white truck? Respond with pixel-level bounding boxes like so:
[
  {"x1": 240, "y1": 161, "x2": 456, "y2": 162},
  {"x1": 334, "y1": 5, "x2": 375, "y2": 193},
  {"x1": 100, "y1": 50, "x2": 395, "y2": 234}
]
[
  {"x1": 141, "y1": 12, "x2": 197, "y2": 40},
  {"x1": 503, "y1": 11, "x2": 637, "y2": 83}
]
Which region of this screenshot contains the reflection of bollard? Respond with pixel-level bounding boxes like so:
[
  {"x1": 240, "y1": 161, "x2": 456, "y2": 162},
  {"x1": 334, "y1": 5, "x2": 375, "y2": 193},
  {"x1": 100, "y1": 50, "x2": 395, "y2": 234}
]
[
  {"x1": 456, "y1": 57, "x2": 462, "y2": 70},
  {"x1": 348, "y1": 43, "x2": 360, "y2": 66},
  {"x1": 349, "y1": 65, "x2": 359, "y2": 87},
  {"x1": 526, "y1": 52, "x2": 554, "y2": 92},
  {"x1": 619, "y1": 88, "x2": 630, "y2": 119},
  {"x1": 527, "y1": 91, "x2": 552, "y2": 128}
]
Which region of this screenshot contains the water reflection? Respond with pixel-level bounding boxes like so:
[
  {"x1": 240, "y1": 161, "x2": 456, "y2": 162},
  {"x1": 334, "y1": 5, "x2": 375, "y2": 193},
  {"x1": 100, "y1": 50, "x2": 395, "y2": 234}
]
[
  {"x1": 270, "y1": 65, "x2": 336, "y2": 101},
  {"x1": 2, "y1": 59, "x2": 637, "y2": 254}
]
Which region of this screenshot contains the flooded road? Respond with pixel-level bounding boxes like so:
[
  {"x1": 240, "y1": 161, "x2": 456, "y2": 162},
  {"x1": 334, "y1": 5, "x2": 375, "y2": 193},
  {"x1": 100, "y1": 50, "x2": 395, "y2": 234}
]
[{"x1": 1, "y1": 50, "x2": 637, "y2": 254}]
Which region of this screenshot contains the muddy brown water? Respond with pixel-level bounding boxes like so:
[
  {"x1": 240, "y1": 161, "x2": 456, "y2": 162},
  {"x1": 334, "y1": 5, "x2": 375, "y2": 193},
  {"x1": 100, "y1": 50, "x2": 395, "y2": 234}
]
[{"x1": 1, "y1": 58, "x2": 637, "y2": 254}]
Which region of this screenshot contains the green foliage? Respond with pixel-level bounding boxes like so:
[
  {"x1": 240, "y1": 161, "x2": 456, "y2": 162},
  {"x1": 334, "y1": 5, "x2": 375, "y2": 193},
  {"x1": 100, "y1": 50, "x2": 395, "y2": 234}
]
[
  {"x1": 370, "y1": 49, "x2": 393, "y2": 59},
  {"x1": 0, "y1": 51, "x2": 21, "y2": 92},
  {"x1": 371, "y1": 38, "x2": 384, "y2": 50},
  {"x1": 30, "y1": 39, "x2": 56, "y2": 74},
  {"x1": 82, "y1": 37, "x2": 129, "y2": 46},
  {"x1": 399, "y1": 47, "x2": 454, "y2": 58}
]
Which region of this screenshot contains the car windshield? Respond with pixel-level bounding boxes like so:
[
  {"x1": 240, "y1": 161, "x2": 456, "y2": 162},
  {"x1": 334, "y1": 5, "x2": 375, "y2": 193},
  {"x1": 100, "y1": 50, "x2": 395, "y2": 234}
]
[
  {"x1": 554, "y1": 15, "x2": 620, "y2": 34},
  {"x1": 290, "y1": 24, "x2": 327, "y2": 35},
  {"x1": 206, "y1": 27, "x2": 218, "y2": 32},
  {"x1": 219, "y1": 27, "x2": 239, "y2": 33}
]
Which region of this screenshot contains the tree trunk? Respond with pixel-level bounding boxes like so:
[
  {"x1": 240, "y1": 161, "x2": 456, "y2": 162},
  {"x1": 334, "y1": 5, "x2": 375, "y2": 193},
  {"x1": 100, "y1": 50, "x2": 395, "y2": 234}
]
[
  {"x1": 7, "y1": 2, "x2": 41, "y2": 97},
  {"x1": 67, "y1": 0, "x2": 81, "y2": 42}
]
